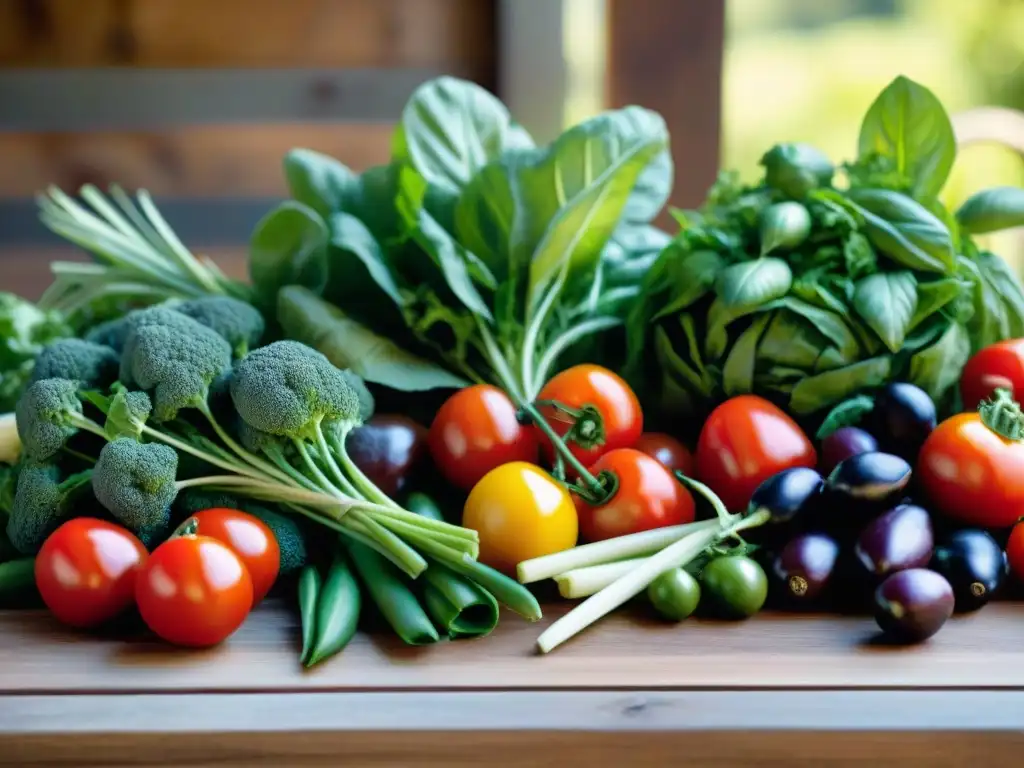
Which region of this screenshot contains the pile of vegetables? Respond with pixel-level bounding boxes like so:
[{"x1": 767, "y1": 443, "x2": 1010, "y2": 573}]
[{"x1": 2, "y1": 73, "x2": 1024, "y2": 661}]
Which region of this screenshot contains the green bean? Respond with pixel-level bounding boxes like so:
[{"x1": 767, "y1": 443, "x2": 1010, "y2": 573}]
[
  {"x1": 405, "y1": 492, "x2": 445, "y2": 522},
  {"x1": 306, "y1": 554, "x2": 362, "y2": 667},
  {"x1": 422, "y1": 563, "x2": 499, "y2": 639},
  {"x1": 0, "y1": 558, "x2": 35, "y2": 598},
  {"x1": 297, "y1": 564, "x2": 321, "y2": 665},
  {"x1": 346, "y1": 540, "x2": 439, "y2": 646}
]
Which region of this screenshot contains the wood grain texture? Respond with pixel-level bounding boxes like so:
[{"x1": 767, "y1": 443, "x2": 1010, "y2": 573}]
[
  {"x1": 0, "y1": 124, "x2": 393, "y2": 199},
  {"x1": 0, "y1": 0, "x2": 496, "y2": 71},
  {"x1": 2, "y1": 601, "x2": 1024, "y2": 694}
]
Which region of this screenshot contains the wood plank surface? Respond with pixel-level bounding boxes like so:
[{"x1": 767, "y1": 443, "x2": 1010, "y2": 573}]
[
  {"x1": 0, "y1": 0, "x2": 496, "y2": 71},
  {"x1": 2, "y1": 601, "x2": 1024, "y2": 694}
]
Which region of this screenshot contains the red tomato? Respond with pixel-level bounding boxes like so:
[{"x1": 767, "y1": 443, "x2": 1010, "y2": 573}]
[
  {"x1": 136, "y1": 535, "x2": 253, "y2": 647},
  {"x1": 428, "y1": 385, "x2": 539, "y2": 491},
  {"x1": 961, "y1": 339, "x2": 1024, "y2": 411},
  {"x1": 917, "y1": 406, "x2": 1024, "y2": 529},
  {"x1": 536, "y1": 364, "x2": 643, "y2": 469},
  {"x1": 573, "y1": 448, "x2": 695, "y2": 542},
  {"x1": 633, "y1": 432, "x2": 695, "y2": 477},
  {"x1": 1007, "y1": 523, "x2": 1024, "y2": 581},
  {"x1": 696, "y1": 395, "x2": 817, "y2": 512},
  {"x1": 187, "y1": 508, "x2": 279, "y2": 603},
  {"x1": 35, "y1": 518, "x2": 147, "y2": 628}
]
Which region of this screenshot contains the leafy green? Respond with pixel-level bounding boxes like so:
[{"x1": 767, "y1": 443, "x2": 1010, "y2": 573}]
[
  {"x1": 847, "y1": 189, "x2": 955, "y2": 274},
  {"x1": 761, "y1": 143, "x2": 834, "y2": 198},
  {"x1": 852, "y1": 271, "x2": 917, "y2": 353},
  {"x1": 715, "y1": 259, "x2": 793, "y2": 309},
  {"x1": 0, "y1": 294, "x2": 73, "y2": 412},
  {"x1": 956, "y1": 187, "x2": 1024, "y2": 234},
  {"x1": 249, "y1": 202, "x2": 329, "y2": 307}
]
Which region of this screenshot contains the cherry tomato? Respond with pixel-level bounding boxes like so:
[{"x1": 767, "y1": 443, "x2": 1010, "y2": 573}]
[
  {"x1": 536, "y1": 364, "x2": 643, "y2": 468},
  {"x1": 136, "y1": 535, "x2": 253, "y2": 647},
  {"x1": 462, "y1": 462, "x2": 577, "y2": 573},
  {"x1": 695, "y1": 395, "x2": 817, "y2": 512},
  {"x1": 428, "y1": 385, "x2": 538, "y2": 491},
  {"x1": 917, "y1": 398, "x2": 1024, "y2": 529},
  {"x1": 347, "y1": 414, "x2": 428, "y2": 496},
  {"x1": 633, "y1": 432, "x2": 694, "y2": 477},
  {"x1": 573, "y1": 448, "x2": 695, "y2": 542},
  {"x1": 35, "y1": 518, "x2": 147, "y2": 628},
  {"x1": 187, "y1": 508, "x2": 279, "y2": 603},
  {"x1": 961, "y1": 339, "x2": 1024, "y2": 411},
  {"x1": 1006, "y1": 523, "x2": 1024, "y2": 582}
]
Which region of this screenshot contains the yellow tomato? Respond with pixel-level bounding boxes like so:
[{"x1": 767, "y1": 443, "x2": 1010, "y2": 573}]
[{"x1": 462, "y1": 462, "x2": 578, "y2": 573}]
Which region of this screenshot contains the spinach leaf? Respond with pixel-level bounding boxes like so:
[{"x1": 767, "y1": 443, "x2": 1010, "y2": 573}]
[
  {"x1": 789, "y1": 356, "x2": 892, "y2": 415},
  {"x1": 327, "y1": 212, "x2": 404, "y2": 308},
  {"x1": 277, "y1": 286, "x2": 469, "y2": 391},
  {"x1": 722, "y1": 314, "x2": 771, "y2": 396},
  {"x1": 249, "y1": 201, "x2": 329, "y2": 306},
  {"x1": 816, "y1": 395, "x2": 876, "y2": 440},
  {"x1": 623, "y1": 147, "x2": 673, "y2": 224},
  {"x1": 778, "y1": 296, "x2": 860, "y2": 362},
  {"x1": 650, "y1": 248, "x2": 724, "y2": 320},
  {"x1": 852, "y1": 271, "x2": 917, "y2": 353},
  {"x1": 857, "y1": 75, "x2": 956, "y2": 200},
  {"x1": 392, "y1": 77, "x2": 533, "y2": 195},
  {"x1": 705, "y1": 299, "x2": 782, "y2": 360},
  {"x1": 759, "y1": 202, "x2": 811, "y2": 255},
  {"x1": 284, "y1": 149, "x2": 360, "y2": 219},
  {"x1": 757, "y1": 310, "x2": 827, "y2": 370},
  {"x1": 715, "y1": 258, "x2": 792, "y2": 309},
  {"x1": 760, "y1": 142, "x2": 834, "y2": 198},
  {"x1": 653, "y1": 325, "x2": 708, "y2": 397},
  {"x1": 908, "y1": 321, "x2": 970, "y2": 401},
  {"x1": 909, "y1": 277, "x2": 966, "y2": 331},
  {"x1": 847, "y1": 188, "x2": 955, "y2": 274},
  {"x1": 956, "y1": 186, "x2": 1024, "y2": 235}
]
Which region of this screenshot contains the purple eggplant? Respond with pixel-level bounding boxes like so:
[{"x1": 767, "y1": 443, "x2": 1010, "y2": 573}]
[
  {"x1": 855, "y1": 504, "x2": 934, "y2": 578},
  {"x1": 819, "y1": 427, "x2": 878, "y2": 477},
  {"x1": 869, "y1": 383, "x2": 936, "y2": 463},
  {"x1": 930, "y1": 530, "x2": 1007, "y2": 612},
  {"x1": 748, "y1": 467, "x2": 824, "y2": 524},
  {"x1": 874, "y1": 568, "x2": 954, "y2": 643},
  {"x1": 772, "y1": 533, "x2": 839, "y2": 604},
  {"x1": 826, "y1": 451, "x2": 912, "y2": 509}
]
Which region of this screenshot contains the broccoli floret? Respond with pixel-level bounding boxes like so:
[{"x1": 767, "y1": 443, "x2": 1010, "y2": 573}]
[
  {"x1": 90, "y1": 306, "x2": 187, "y2": 355},
  {"x1": 230, "y1": 341, "x2": 362, "y2": 440},
  {"x1": 30, "y1": 339, "x2": 120, "y2": 389},
  {"x1": 15, "y1": 378, "x2": 88, "y2": 461},
  {"x1": 174, "y1": 297, "x2": 265, "y2": 357},
  {"x1": 175, "y1": 488, "x2": 247, "y2": 517},
  {"x1": 7, "y1": 463, "x2": 92, "y2": 554},
  {"x1": 122, "y1": 316, "x2": 232, "y2": 422},
  {"x1": 91, "y1": 438, "x2": 177, "y2": 534},
  {"x1": 83, "y1": 318, "x2": 127, "y2": 351},
  {"x1": 104, "y1": 389, "x2": 153, "y2": 440}
]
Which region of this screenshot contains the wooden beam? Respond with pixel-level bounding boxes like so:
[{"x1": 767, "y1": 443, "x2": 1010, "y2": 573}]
[{"x1": 606, "y1": 0, "x2": 725, "y2": 211}]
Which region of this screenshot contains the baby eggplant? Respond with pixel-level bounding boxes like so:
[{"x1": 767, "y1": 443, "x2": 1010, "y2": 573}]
[
  {"x1": 748, "y1": 467, "x2": 824, "y2": 525},
  {"x1": 855, "y1": 504, "x2": 934, "y2": 578},
  {"x1": 346, "y1": 414, "x2": 428, "y2": 497},
  {"x1": 874, "y1": 568, "x2": 954, "y2": 643},
  {"x1": 930, "y1": 530, "x2": 1007, "y2": 612},
  {"x1": 819, "y1": 427, "x2": 878, "y2": 477},
  {"x1": 869, "y1": 383, "x2": 936, "y2": 463},
  {"x1": 772, "y1": 533, "x2": 839, "y2": 605},
  {"x1": 826, "y1": 451, "x2": 912, "y2": 510}
]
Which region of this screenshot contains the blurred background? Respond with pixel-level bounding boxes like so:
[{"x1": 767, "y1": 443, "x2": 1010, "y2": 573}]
[{"x1": 0, "y1": 0, "x2": 1021, "y2": 297}]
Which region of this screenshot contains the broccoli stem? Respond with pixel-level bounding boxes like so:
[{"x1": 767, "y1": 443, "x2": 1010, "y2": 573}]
[
  {"x1": 67, "y1": 412, "x2": 109, "y2": 441},
  {"x1": 261, "y1": 445, "x2": 322, "y2": 491},
  {"x1": 138, "y1": 423, "x2": 271, "y2": 484},
  {"x1": 196, "y1": 401, "x2": 295, "y2": 486},
  {"x1": 174, "y1": 475, "x2": 349, "y2": 510},
  {"x1": 347, "y1": 509, "x2": 427, "y2": 577},
  {"x1": 312, "y1": 422, "x2": 362, "y2": 501},
  {"x1": 293, "y1": 439, "x2": 354, "y2": 499},
  {"x1": 327, "y1": 430, "x2": 398, "y2": 509},
  {"x1": 374, "y1": 514, "x2": 479, "y2": 559}
]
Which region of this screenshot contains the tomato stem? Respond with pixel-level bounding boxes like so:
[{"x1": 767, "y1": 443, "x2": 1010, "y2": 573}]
[
  {"x1": 532, "y1": 399, "x2": 606, "y2": 451},
  {"x1": 517, "y1": 401, "x2": 607, "y2": 500},
  {"x1": 979, "y1": 388, "x2": 1024, "y2": 441}
]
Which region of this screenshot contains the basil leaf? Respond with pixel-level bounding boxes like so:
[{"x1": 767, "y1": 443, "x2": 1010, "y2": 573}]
[
  {"x1": 857, "y1": 75, "x2": 956, "y2": 200},
  {"x1": 723, "y1": 314, "x2": 771, "y2": 396},
  {"x1": 392, "y1": 77, "x2": 533, "y2": 195},
  {"x1": 816, "y1": 395, "x2": 876, "y2": 440},
  {"x1": 852, "y1": 271, "x2": 917, "y2": 353},
  {"x1": 327, "y1": 212, "x2": 404, "y2": 308},
  {"x1": 715, "y1": 258, "x2": 792, "y2": 309},
  {"x1": 759, "y1": 202, "x2": 811, "y2": 255},
  {"x1": 778, "y1": 296, "x2": 860, "y2": 361},
  {"x1": 757, "y1": 310, "x2": 826, "y2": 370},
  {"x1": 653, "y1": 325, "x2": 708, "y2": 397},
  {"x1": 908, "y1": 321, "x2": 970, "y2": 402},
  {"x1": 910, "y1": 278, "x2": 966, "y2": 331},
  {"x1": 956, "y1": 187, "x2": 1024, "y2": 235},
  {"x1": 651, "y1": 249, "x2": 724, "y2": 320},
  {"x1": 249, "y1": 201, "x2": 329, "y2": 306},
  {"x1": 790, "y1": 356, "x2": 892, "y2": 415},
  {"x1": 277, "y1": 286, "x2": 469, "y2": 392},
  {"x1": 791, "y1": 279, "x2": 849, "y2": 317},
  {"x1": 284, "y1": 149, "x2": 360, "y2": 219},
  {"x1": 847, "y1": 188, "x2": 955, "y2": 274},
  {"x1": 706, "y1": 299, "x2": 783, "y2": 360},
  {"x1": 977, "y1": 251, "x2": 1024, "y2": 337},
  {"x1": 760, "y1": 142, "x2": 834, "y2": 198}
]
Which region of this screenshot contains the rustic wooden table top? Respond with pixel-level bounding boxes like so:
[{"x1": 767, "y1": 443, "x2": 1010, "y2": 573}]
[{"x1": 1, "y1": 600, "x2": 1023, "y2": 766}]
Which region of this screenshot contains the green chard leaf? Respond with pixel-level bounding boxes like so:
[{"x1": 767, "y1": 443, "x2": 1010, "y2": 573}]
[
  {"x1": 789, "y1": 356, "x2": 892, "y2": 415},
  {"x1": 715, "y1": 258, "x2": 793, "y2": 309},
  {"x1": 816, "y1": 395, "x2": 876, "y2": 440},
  {"x1": 847, "y1": 188, "x2": 955, "y2": 274},
  {"x1": 857, "y1": 75, "x2": 956, "y2": 200},
  {"x1": 249, "y1": 201, "x2": 329, "y2": 305},
  {"x1": 852, "y1": 271, "x2": 918, "y2": 353},
  {"x1": 956, "y1": 187, "x2": 1024, "y2": 235},
  {"x1": 908, "y1": 321, "x2": 970, "y2": 402},
  {"x1": 283, "y1": 149, "x2": 360, "y2": 219}
]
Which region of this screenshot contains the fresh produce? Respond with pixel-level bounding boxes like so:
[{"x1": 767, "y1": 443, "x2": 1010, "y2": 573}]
[
  {"x1": 873, "y1": 568, "x2": 954, "y2": 644},
  {"x1": 0, "y1": 558, "x2": 35, "y2": 599},
  {"x1": 747, "y1": 467, "x2": 823, "y2": 525},
  {"x1": 572, "y1": 448, "x2": 694, "y2": 543},
  {"x1": 917, "y1": 389, "x2": 1024, "y2": 528},
  {"x1": 771, "y1": 533, "x2": 840, "y2": 605},
  {"x1": 700, "y1": 555, "x2": 768, "y2": 619},
  {"x1": 135, "y1": 534, "x2": 254, "y2": 647},
  {"x1": 632, "y1": 432, "x2": 694, "y2": 476},
  {"x1": 854, "y1": 504, "x2": 934, "y2": 578},
  {"x1": 819, "y1": 426, "x2": 877, "y2": 476},
  {"x1": 300, "y1": 556, "x2": 362, "y2": 667},
  {"x1": 6, "y1": 462, "x2": 96, "y2": 554},
  {"x1": 428, "y1": 384, "x2": 538, "y2": 491},
  {"x1": 34, "y1": 518, "x2": 147, "y2": 628},
  {"x1": 960, "y1": 338, "x2": 1024, "y2": 411},
  {"x1": 0, "y1": 293, "x2": 73, "y2": 413},
  {"x1": 181, "y1": 508, "x2": 280, "y2": 603},
  {"x1": 825, "y1": 452, "x2": 912, "y2": 512},
  {"x1": 630, "y1": 76, "x2": 1024, "y2": 429},
  {"x1": 867, "y1": 383, "x2": 937, "y2": 462},
  {"x1": 647, "y1": 567, "x2": 701, "y2": 621},
  {"x1": 930, "y1": 530, "x2": 1006, "y2": 612},
  {"x1": 695, "y1": 395, "x2": 817, "y2": 512},
  {"x1": 535, "y1": 364, "x2": 643, "y2": 468},
  {"x1": 346, "y1": 414, "x2": 427, "y2": 497},
  {"x1": 462, "y1": 462, "x2": 577, "y2": 573}
]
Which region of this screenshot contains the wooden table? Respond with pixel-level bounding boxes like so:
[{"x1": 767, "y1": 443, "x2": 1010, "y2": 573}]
[{"x1": 1, "y1": 601, "x2": 1022, "y2": 767}]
